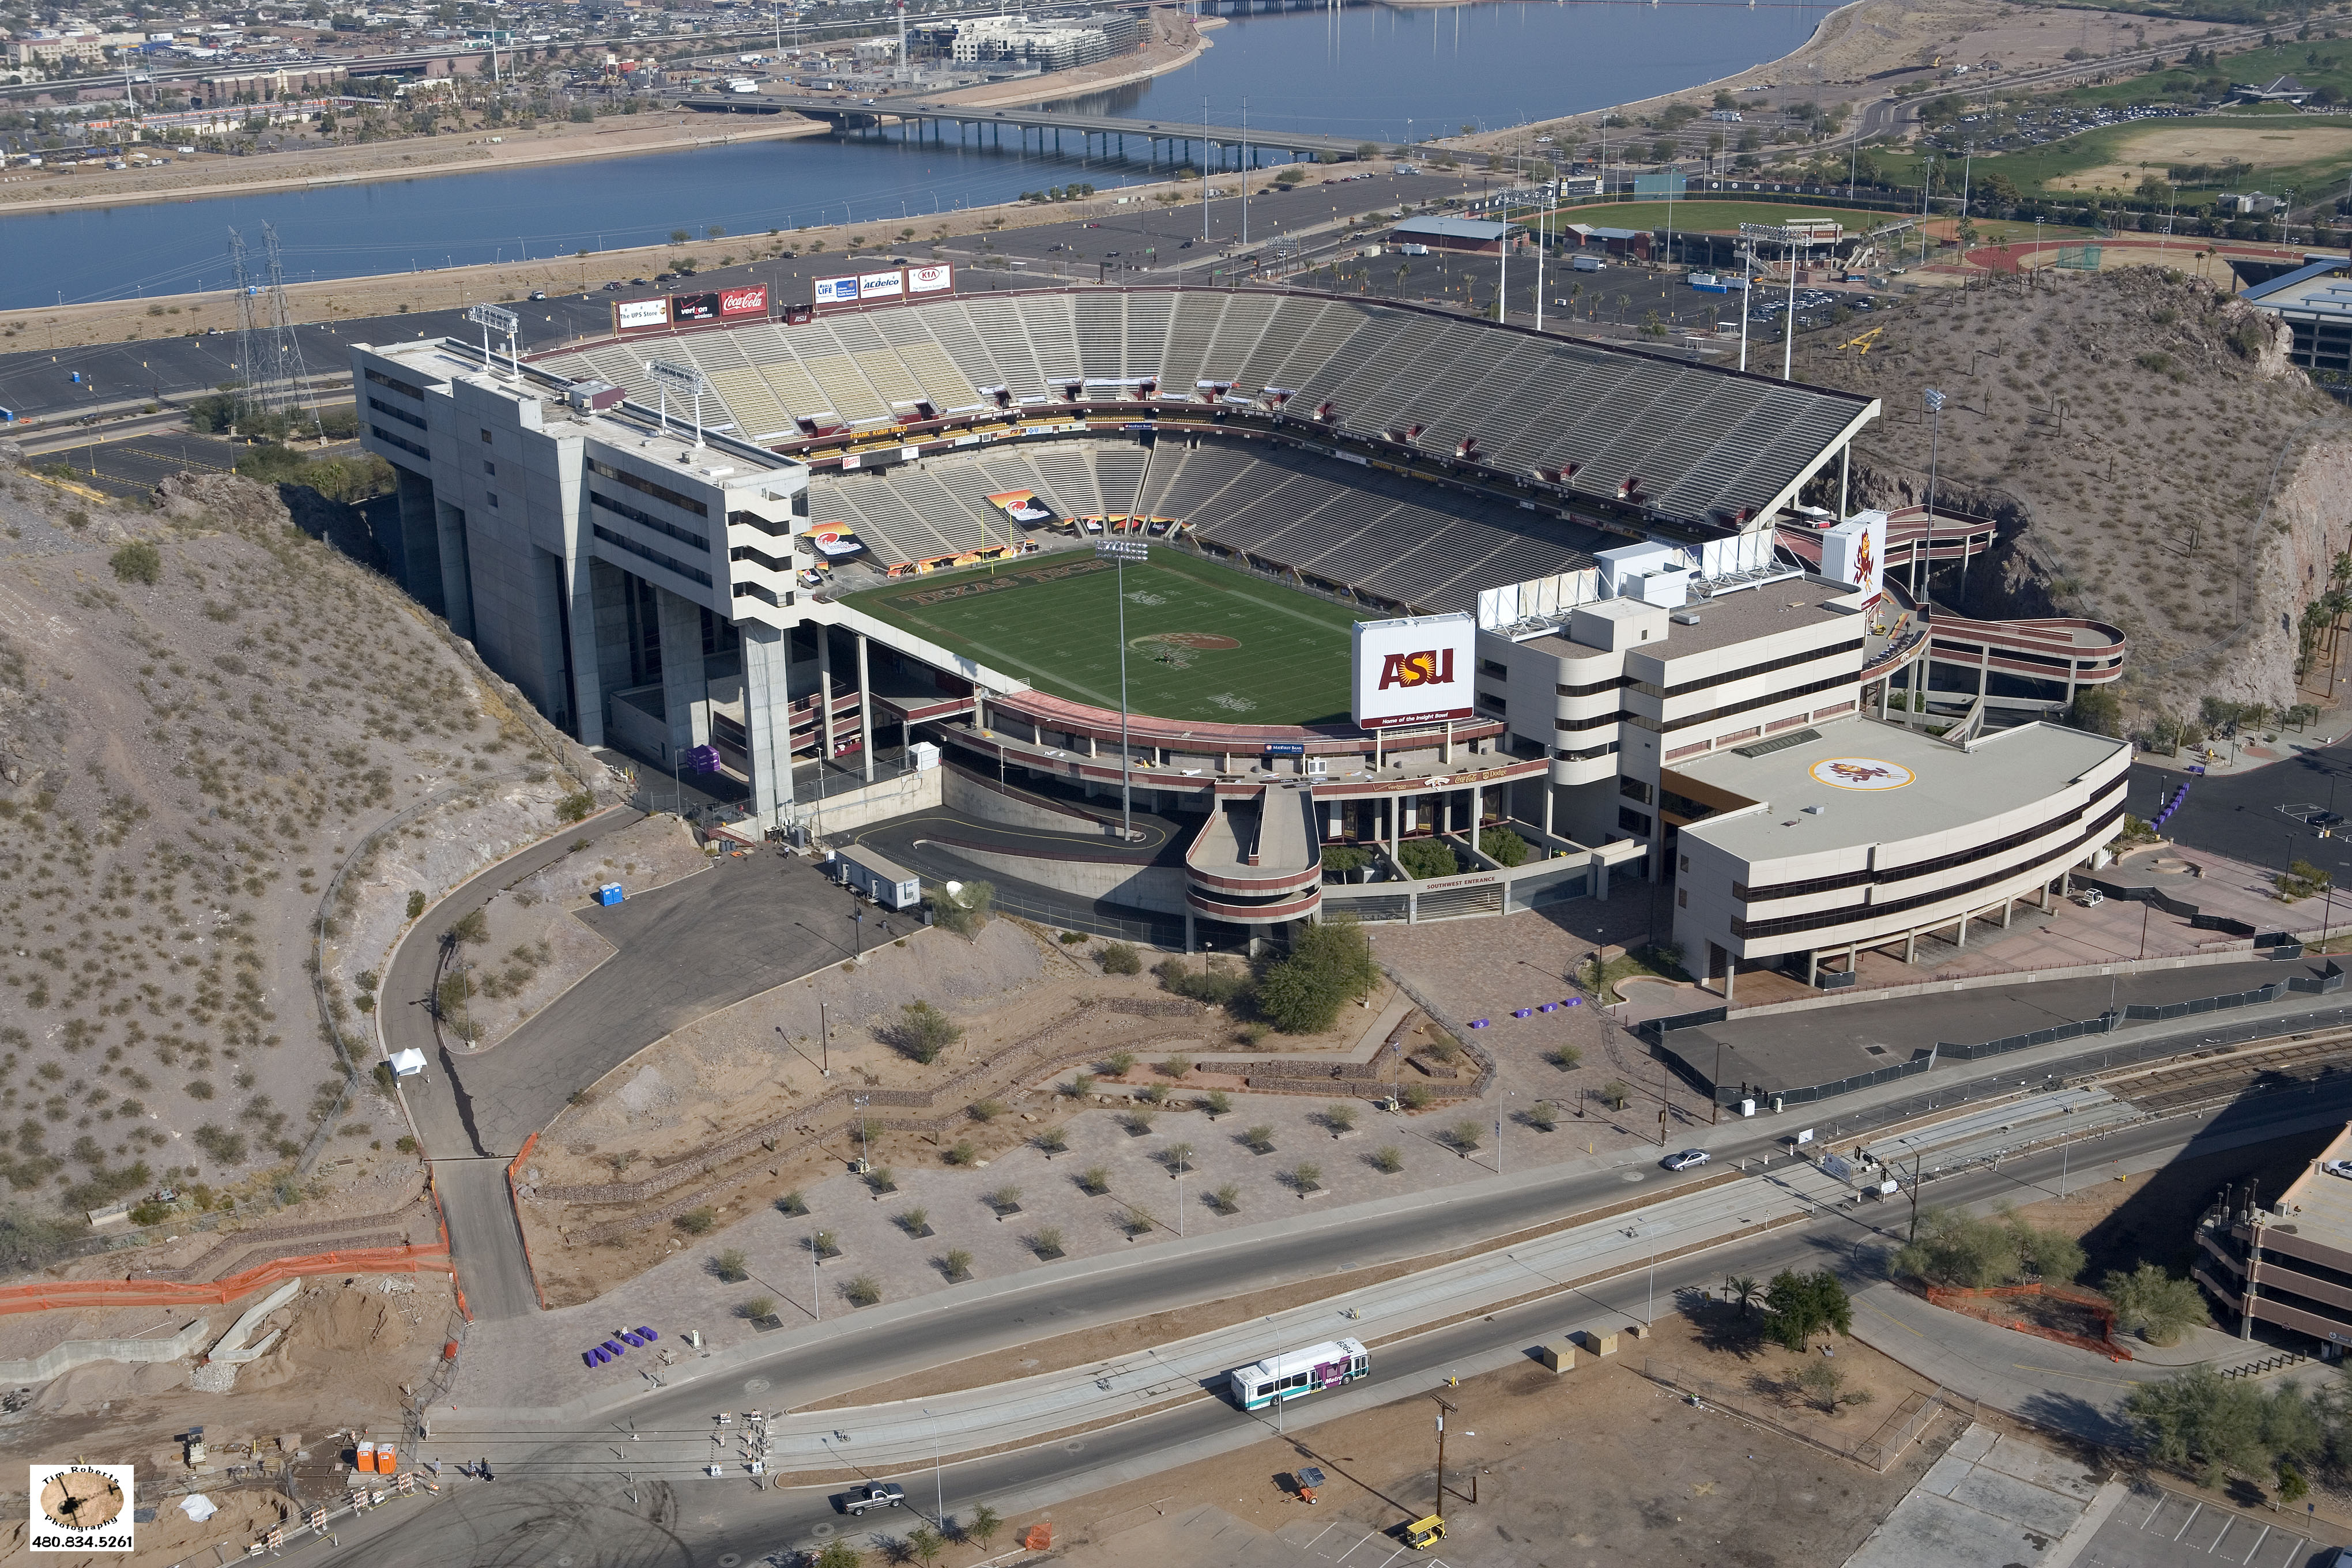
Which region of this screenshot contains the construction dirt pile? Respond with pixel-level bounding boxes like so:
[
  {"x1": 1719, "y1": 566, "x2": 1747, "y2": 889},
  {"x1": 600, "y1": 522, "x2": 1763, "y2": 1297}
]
[{"x1": 1791, "y1": 266, "x2": 2352, "y2": 726}]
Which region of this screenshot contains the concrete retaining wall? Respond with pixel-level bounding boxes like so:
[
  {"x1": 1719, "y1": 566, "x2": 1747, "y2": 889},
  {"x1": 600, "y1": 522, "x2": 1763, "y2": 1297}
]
[
  {"x1": 0, "y1": 1317, "x2": 212, "y2": 1383},
  {"x1": 936, "y1": 842, "x2": 1189, "y2": 913},
  {"x1": 795, "y1": 764, "x2": 944, "y2": 834}
]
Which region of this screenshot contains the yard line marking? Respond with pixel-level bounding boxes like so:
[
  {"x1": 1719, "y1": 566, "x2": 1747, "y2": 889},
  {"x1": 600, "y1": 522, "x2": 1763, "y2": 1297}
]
[
  {"x1": 1302, "y1": 1521, "x2": 1336, "y2": 1551},
  {"x1": 2239, "y1": 1524, "x2": 2268, "y2": 1563},
  {"x1": 2176, "y1": 1502, "x2": 2203, "y2": 1542},
  {"x1": 2208, "y1": 1517, "x2": 2233, "y2": 1554},
  {"x1": 1335, "y1": 1532, "x2": 1378, "y2": 1562}
]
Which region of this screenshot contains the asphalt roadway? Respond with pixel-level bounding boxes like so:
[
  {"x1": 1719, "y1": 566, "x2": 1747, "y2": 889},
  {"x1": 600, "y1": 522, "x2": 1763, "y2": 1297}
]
[{"x1": 307, "y1": 1066, "x2": 2352, "y2": 1567}]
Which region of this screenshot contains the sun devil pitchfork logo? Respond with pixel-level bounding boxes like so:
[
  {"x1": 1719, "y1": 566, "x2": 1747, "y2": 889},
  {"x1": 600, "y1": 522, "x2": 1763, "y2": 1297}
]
[
  {"x1": 1809, "y1": 757, "x2": 1916, "y2": 792},
  {"x1": 1377, "y1": 648, "x2": 1457, "y2": 690}
]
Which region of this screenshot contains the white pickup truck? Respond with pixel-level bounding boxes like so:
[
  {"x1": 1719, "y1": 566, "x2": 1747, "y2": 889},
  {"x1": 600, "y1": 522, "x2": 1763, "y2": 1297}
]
[{"x1": 838, "y1": 1482, "x2": 906, "y2": 1517}]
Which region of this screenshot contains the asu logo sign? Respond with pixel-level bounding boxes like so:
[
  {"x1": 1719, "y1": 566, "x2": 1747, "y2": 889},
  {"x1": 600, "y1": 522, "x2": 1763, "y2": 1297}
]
[
  {"x1": 1378, "y1": 647, "x2": 1457, "y2": 691},
  {"x1": 1353, "y1": 613, "x2": 1476, "y2": 730},
  {"x1": 1808, "y1": 756, "x2": 1915, "y2": 792}
]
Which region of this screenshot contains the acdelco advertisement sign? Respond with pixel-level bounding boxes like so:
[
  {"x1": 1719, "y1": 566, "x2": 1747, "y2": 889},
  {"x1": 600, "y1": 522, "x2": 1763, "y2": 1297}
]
[
  {"x1": 1351, "y1": 613, "x2": 1477, "y2": 730},
  {"x1": 813, "y1": 274, "x2": 860, "y2": 305},
  {"x1": 907, "y1": 264, "x2": 953, "y2": 295},
  {"x1": 858, "y1": 269, "x2": 905, "y2": 300},
  {"x1": 615, "y1": 298, "x2": 668, "y2": 331}
]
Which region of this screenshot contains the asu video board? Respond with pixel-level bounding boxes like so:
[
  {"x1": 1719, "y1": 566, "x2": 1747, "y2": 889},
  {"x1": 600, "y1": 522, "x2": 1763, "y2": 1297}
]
[{"x1": 1350, "y1": 612, "x2": 1477, "y2": 730}]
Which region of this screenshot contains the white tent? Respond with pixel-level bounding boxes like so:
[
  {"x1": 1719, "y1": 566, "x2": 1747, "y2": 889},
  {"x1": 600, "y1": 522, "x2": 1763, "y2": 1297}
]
[
  {"x1": 179, "y1": 1494, "x2": 217, "y2": 1522},
  {"x1": 389, "y1": 1049, "x2": 427, "y2": 1078}
]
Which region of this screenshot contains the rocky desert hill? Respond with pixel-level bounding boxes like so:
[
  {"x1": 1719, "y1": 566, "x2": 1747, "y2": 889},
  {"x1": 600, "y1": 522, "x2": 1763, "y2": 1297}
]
[
  {"x1": 1788, "y1": 266, "x2": 2352, "y2": 729},
  {"x1": 0, "y1": 458, "x2": 613, "y2": 1267}
]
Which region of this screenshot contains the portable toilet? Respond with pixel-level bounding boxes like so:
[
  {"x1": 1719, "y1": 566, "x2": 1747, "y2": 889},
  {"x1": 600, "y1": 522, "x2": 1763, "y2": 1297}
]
[{"x1": 595, "y1": 883, "x2": 624, "y2": 907}]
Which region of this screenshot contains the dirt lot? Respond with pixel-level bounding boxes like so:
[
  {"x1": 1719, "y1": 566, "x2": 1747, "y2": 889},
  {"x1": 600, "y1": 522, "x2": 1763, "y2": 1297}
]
[
  {"x1": 1467, "y1": 0, "x2": 2219, "y2": 159},
  {"x1": 448, "y1": 815, "x2": 705, "y2": 1050},
  {"x1": 1024, "y1": 1302, "x2": 1957, "y2": 1568},
  {"x1": 2055, "y1": 124, "x2": 2352, "y2": 190},
  {"x1": 0, "y1": 1273, "x2": 458, "y2": 1567}
]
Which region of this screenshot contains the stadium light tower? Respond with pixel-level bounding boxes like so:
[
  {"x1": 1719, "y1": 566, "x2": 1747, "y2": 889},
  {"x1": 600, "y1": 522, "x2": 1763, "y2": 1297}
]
[
  {"x1": 1918, "y1": 387, "x2": 1947, "y2": 602},
  {"x1": 1096, "y1": 537, "x2": 1149, "y2": 840}
]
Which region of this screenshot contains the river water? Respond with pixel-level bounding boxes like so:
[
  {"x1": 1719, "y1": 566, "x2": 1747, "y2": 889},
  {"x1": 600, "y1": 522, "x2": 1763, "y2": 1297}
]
[{"x1": 2, "y1": 0, "x2": 1822, "y2": 308}]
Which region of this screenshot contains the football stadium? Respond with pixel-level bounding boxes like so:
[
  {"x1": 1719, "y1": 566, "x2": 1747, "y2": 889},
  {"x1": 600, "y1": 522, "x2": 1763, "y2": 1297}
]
[{"x1": 352, "y1": 278, "x2": 2132, "y2": 994}]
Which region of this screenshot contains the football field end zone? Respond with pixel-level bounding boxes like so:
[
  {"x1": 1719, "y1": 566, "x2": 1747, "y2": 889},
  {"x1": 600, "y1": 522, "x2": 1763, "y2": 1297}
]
[{"x1": 842, "y1": 548, "x2": 1358, "y2": 728}]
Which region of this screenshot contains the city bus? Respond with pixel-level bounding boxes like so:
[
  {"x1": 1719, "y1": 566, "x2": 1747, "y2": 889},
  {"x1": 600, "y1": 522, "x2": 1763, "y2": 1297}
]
[{"x1": 1226, "y1": 1339, "x2": 1368, "y2": 1411}]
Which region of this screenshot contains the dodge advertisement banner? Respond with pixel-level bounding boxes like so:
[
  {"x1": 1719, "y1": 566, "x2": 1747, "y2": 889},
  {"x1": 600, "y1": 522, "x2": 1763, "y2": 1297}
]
[
  {"x1": 1351, "y1": 612, "x2": 1477, "y2": 730},
  {"x1": 614, "y1": 298, "x2": 668, "y2": 331},
  {"x1": 907, "y1": 264, "x2": 953, "y2": 295}
]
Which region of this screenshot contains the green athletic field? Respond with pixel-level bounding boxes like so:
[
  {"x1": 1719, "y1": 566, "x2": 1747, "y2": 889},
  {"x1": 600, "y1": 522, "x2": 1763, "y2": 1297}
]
[{"x1": 843, "y1": 548, "x2": 1358, "y2": 726}]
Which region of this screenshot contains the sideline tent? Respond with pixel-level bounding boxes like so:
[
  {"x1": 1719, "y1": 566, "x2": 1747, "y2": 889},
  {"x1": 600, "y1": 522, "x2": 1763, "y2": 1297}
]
[{"x1": 389, "y1": 1049, "x2": 427, "y2": 1078}]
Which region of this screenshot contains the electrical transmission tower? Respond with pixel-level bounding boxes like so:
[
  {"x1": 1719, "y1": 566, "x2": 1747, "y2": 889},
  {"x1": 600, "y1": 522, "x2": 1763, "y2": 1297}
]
[{"x1": 227, "y1": 223, "x2": 312, "y2": 424}]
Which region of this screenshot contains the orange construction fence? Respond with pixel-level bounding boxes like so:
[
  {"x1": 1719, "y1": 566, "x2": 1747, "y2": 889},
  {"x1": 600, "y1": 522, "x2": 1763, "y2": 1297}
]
[{"x1": 0, "y1": 1243, "x2": 454, "y2": 1316}]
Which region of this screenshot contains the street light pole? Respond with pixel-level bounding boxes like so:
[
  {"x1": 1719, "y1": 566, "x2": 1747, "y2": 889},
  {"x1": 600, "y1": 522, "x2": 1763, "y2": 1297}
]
[{"x1": 1096, "y1": 538, "x2": 1149, "y2": 839}]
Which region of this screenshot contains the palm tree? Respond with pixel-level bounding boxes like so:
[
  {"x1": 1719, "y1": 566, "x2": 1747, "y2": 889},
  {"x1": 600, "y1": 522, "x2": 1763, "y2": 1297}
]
[{"x1": 1724, "y1": 1274, "x2": 1761, "y2": 1316}]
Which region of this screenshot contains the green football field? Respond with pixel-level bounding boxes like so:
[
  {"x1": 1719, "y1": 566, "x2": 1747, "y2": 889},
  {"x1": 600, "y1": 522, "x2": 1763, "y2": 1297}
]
[{"x1": 844, "y1": 548, "x2": 1358, "y2": 726}]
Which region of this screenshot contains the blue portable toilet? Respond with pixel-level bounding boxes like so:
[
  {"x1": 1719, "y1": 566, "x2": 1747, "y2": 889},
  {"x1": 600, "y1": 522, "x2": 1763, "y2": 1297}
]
[{"x1": 595, "y1": 883, "x2": 624, "y2": 907}]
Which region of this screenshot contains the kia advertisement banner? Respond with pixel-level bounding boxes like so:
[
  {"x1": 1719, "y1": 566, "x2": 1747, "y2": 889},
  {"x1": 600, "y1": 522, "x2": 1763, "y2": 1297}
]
[
  {"x1": 907, "y1": 264, "x2": 953, "y2": 295},
  {"x1": 614, "y1": 298, "x2": 668, "y2": 331}
]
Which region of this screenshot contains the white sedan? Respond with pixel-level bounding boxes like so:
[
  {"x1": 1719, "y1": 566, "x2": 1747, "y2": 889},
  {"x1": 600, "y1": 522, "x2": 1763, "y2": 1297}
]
[{"x1": 1663, "y1": 1149, "x2": 1710, "y2": 1171}]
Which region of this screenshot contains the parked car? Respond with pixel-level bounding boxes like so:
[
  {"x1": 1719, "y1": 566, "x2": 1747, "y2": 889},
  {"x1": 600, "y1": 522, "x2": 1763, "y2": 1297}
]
[
  {"x1": 2071, "y1": 888, "x2": 2104, "y2": 909},
  {"x1": 1663, "y1": 1149, "x2": 1710, "y2": 1171},
  {"x1": 2324, "y1": 1160, "x2": 2352, "y2": 1180},
  {"x1": 602, "y1": 281, "x2": 623, "y2": 291},
  {"x1": 838, "y1": 1482, "x2": 905, "y2": 1516},
  {"x1": 529, "y1": 290, "x2": 547, "y2": 300}
]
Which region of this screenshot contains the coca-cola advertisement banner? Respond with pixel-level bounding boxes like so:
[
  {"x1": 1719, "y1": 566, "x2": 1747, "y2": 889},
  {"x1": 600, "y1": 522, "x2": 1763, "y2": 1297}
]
[{"x1": 718, "y1": 284, "x2": 768, "y2": 318}]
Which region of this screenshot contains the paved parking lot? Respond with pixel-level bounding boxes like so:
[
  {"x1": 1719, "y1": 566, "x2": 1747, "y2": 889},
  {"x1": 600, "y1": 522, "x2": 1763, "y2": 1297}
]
[{"x1": 2078, "y1": 1485, "x2": 2340, "y2": 1568}]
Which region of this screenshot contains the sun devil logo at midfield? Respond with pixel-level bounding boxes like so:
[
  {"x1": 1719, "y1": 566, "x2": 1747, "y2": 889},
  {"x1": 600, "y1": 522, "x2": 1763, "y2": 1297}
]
[{"x1": 1377, "y1": 649, "x2": 1457, "y2": 691}]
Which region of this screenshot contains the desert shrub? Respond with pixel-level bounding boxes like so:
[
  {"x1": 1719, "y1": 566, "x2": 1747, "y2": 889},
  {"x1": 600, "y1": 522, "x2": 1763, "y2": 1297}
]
[
  {"x1": 675, "y1": 1207, "x2": 717, "y2": 1235},
  {"x1": 110, "y1": 541, "x2": 162, "y2": 584},
  {"x1": 891, "y1": 1000, "x2": 963, "y2": 1065},
  {"x1": 1098, "y1": 941, "x2": 1141, "y2": 974}
]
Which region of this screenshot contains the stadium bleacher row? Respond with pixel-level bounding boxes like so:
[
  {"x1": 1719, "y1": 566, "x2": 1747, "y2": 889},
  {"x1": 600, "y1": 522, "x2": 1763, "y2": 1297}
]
[
  {"x1": 810, "y1": 435, "x2": 1611, "y2": 616},
  {"x1": 534, "y1": 287, "x2": 1871, "y2": 532}
]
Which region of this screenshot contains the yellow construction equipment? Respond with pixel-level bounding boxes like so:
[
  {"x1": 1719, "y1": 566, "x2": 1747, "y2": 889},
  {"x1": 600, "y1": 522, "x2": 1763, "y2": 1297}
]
[{"x1": 1404, "y1": 1516, "x2": 1447, "y2": 1550}]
